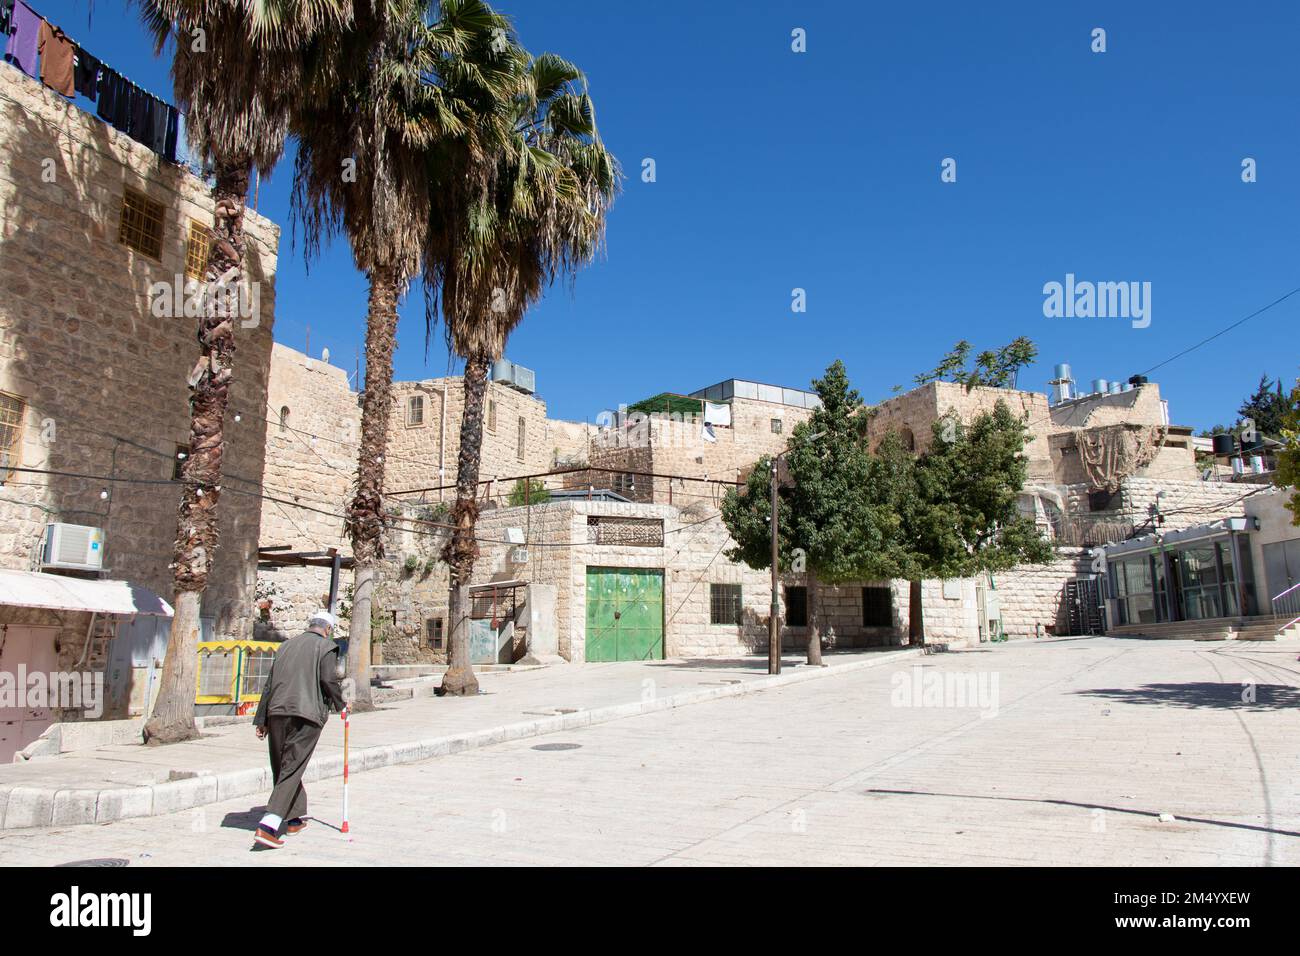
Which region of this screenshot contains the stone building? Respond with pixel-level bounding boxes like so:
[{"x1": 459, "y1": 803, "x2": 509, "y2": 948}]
[
  {"x1": 0, "y1": 64, "x2": 280, "y2": 748},
  {"x1": 255, "y1": 344, "x2": 359, "y2": 636}
]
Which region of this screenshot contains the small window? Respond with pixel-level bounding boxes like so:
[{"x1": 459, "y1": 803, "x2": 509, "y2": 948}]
[
  {"x1": 426, "y1": 618, "x2": 444, "y2": 650},
  {"x1": 0, "y1": 391, "x2": 25, "y2": 482},
  {"x1": 279, "y1": 406, "x2": 290, "y2": 432},
  {"x1": 612, "y1": 472, "x2": 637, "y2": 498},
  {"x1": 770, "y1": 418, "x2": 783, "y2": 434},
  {"x1": 517, "y1": 416, "x2": 526, "y2": 461},
  {"x1": 1089, "y1": 489, "x2": 1118, "y2": 512},
  {"x1": 184, "y1": 218, "x2": 211, "y2": 281},
  {"x1": 710, "y1": 584, "x2": 743, "y2": 625},
  {"x1": 172, "y1": 444, "x2": 188, "y2": 481},
  {"x1": 862, "y1": 586, "x2": 892, "y2": 627},
  {"x1": 118, "y1": 188, "x2": 165, "y2": 260},
  {"x1": 407, "y1": 395, "x2": 425, "y2": 427},
  {"x1": 488, "y1": 400, "x2": 497, "y2": 433},
  {"x1": 784, "y1": 586, "x2": 808, "y2": 627}
]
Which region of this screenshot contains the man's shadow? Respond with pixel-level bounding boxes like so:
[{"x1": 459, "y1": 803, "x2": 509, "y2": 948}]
[{"x1": 222, "y1": 808, "x2": 342, "y2": 834}]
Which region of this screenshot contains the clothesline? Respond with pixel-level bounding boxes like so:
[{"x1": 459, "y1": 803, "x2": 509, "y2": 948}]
[
  {"x1": 4, "y1": 0, "x2": 171, "y2": 101},
  {"x1": 2, "y1": 0, "x2": 194, "y2": 167}
]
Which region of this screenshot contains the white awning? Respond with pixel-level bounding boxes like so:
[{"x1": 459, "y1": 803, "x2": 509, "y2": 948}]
[{"x1": 0, "y1": 569, "x2": 173, "y2": 617}]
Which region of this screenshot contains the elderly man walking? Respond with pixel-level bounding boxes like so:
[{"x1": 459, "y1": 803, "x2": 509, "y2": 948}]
[{"x1": 252, "y1": 610, "x2": 348, "y2": 849}]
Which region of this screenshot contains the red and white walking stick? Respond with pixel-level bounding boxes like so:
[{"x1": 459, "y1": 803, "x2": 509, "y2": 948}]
[{"x1": 341, "y1": 706, "x2": 350, "y2": 834}]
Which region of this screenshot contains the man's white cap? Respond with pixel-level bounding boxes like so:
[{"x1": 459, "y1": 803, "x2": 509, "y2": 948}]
[{"x1": 309, "y1": 610, "x2": 338, "y2": 629}]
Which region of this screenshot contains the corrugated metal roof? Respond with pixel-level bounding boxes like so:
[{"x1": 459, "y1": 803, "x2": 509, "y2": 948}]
[{"x1": 0, "y1": 569, "x2": 173, "y2": 617}]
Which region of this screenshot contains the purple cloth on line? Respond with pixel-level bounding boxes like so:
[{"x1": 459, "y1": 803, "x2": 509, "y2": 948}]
[{"x1": 4, "y1": 1, "x2": 40, "y2": 79}]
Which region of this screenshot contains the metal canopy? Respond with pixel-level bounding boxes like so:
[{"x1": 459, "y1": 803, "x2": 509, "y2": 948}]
[
  {"x1": 0, "y1": 569, "x2": 173, "y2": 617},
  {"x1": 257, "y1": 547, "x2": 356, "y2": 570}
]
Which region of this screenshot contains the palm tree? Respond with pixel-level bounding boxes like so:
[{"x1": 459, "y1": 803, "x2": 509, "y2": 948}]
[
  {"x1": 427, "y1": 54, "x2": 620, "y2": 694},
  {"x1": 137, "y1": 1, "x2": 353, "y2": 744},
  {"x1": 291, "y1": 0, "x2": 521, "y2": 708}
]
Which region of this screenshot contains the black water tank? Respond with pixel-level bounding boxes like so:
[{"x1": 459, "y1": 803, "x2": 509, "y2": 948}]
[{"x1": 1212, "y1": 434, "x2": 1236, "y2": 456}]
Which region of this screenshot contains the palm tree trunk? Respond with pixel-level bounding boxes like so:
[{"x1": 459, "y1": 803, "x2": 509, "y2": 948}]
[
  {"x1": 909, "y1": 579, "x2": 926, "y2": 646},
  {"x1": 144, "y1": 157, "x2": 250, "y2": 745},
  {"x1": 344, "y1": 264, "x2": 402, "y2": 711},
  {"x1": 806, "y1": 569, "x2": 823, "y2": 665},
  {"x1": 440, "y1": 349, "x2": 490, "y2": 697}
]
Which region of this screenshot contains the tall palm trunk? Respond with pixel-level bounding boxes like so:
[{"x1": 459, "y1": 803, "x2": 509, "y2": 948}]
[
  {"x1": 440, "y1": 348, "x2": 490, "y2": 697},
  {"x1": 806, "y1": 569, "x2": 823, "y2": 666},
  {"x1": 908, "y1": 579, "x2": 925, "y2": 646},
  {"x1": 144, "y1": 158, "x2": 250, "y2": 745},
  {"x1": 345, "y1": 263, "x2": 402, "y2": 712}
]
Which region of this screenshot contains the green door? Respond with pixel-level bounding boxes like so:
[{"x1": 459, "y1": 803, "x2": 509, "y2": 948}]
[{"x1": 585, "y1": 567, "x2": 665, "y2": 662}]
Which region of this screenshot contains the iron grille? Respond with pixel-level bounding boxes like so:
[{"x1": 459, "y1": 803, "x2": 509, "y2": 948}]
[{"x1": 587, "y1": 516, "x2": 664, "y2": 547}]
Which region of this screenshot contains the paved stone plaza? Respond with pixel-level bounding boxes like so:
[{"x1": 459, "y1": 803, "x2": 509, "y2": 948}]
[{"x1": 2, "y1": 637, "x2": 1297, "y2": 866}]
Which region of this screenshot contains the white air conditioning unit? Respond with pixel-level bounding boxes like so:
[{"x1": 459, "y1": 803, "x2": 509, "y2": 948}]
[
  {"x1": 42, "y1": 523, "x2": 105, "y2": 571},
  {"x1": 509, "y1": 546, "x2": 529, "y2": 565},
  {"x1": 492, "y1": 359, "x2": 536, "y2": 395}
]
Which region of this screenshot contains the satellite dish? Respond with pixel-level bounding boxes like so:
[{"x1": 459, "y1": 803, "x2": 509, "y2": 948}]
[{"x1": 321, "y1": 347, "x2": 331, "y2": 364}]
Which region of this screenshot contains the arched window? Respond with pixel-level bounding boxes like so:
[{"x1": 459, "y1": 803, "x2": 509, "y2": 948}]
[
  {"x1": 279, "y1": 406, "x2": 290, "y2": 432},
  {"x1": 900, "y1": 426, "x2": 916, "y2": 452}
]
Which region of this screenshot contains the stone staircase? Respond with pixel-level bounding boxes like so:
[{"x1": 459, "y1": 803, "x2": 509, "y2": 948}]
[{"x1": 1110, "y1": 615, "x2": 1300, "y2": 642}]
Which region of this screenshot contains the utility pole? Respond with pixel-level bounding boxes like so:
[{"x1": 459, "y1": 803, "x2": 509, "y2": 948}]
[{"x1": 768, "y1": 456, "x2": 781, "y2": 675}]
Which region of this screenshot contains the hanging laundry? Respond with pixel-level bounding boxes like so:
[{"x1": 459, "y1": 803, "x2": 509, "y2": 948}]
[
  {"x1": 163, "y1": 106, "x2": 179, "y2": 163},
  {"x1": 129, "y1": 86, "x2": 151, "y2": 143},
  {"x1": 111, "y1": 76, "x2": 133, "y2": 132},
  {"x1": 3, "y1": 1, "x2": 40, "y2": 79},
  {"x1": 703, "y1": 401, "x2": 732, "y2": 428},
  {"x1": 73, "y1": 46, "x2": 100, "y2": 100},
  {"x1": 37, "y1": 20, "x2": 75, "y2": 96},
  {"x1": 95, "y1": 66, "x2": 117, "y2": 122},
  {"x1": 146, "y1": 96, "x2": 171, "y2": 156}
]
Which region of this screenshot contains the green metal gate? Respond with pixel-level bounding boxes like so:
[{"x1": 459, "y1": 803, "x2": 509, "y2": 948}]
[{"x1": 585, "y1": 567, "x2": 665, "y2": 662}]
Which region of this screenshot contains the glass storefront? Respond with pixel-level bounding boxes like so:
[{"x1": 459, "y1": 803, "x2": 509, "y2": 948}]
[{"x1": 1109, "y1": 533, "x2": 1255, "y2": 625}]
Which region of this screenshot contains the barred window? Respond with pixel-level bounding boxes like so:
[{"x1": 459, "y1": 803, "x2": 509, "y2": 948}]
[
  {"x1": 184, "y1": 219, "x2": 210, "y2": 281},
  {"x1": 426, "y1": 618, "x2": 444, "y2": 650},
  {"x1": 587, "y1": 515, "x2": 664, "y2": 547},
  {"x1": 0, "y1": 391, "x2": 24, "y2": 482},
  {"x1": 172, "y1": 444, "x2": 188, "y2": 481},
  {"x1": 862, "y1": 586, "x2": 892, "y2": 627},
  {"x1": 770, "y1": 418, "x2": 783, "y2": 434},
  {"x1": 408, "y1": 395, "x2": 425, "y2": 427},
  {"x1": 517, "y1": 416, "x2": 526, "y2": 461},
  {"x1": 612, "y1": 472, "x2": 638, "y2": 498},
  {"x1": 710, "y1": 584, "x2": 742, "y2": 625},
  {"x1": 118, "y1": 188, "x2": 164, "y2": 259},
  {"x1": 488, "y1": 400, "x2": 497, "y2": 433},
  {"x1": 240, "y1": 649, "x2": 276, "y2": 698},
  {"x1": 198, "y1": 649, "x2": 235, "y2": 698}
]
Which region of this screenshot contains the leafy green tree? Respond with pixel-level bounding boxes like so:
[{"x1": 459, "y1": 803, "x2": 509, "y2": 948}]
[
  {"x1": 894, "y1": 403, "x2": 1053, "y2": 644},
  {"x1": 508, "y1": 478, "x2": 550, "y2": 507},
  {"x1": 722, "y1": 362, "x2": 906, "y2": 663},
  {"x1": 1273, "y1": 378, "x2": 1300, "y2": 525},
  {"x1": 915, "y1": 338, "x2": 1037, "y2": 389},
  {"x1": 1239, "y1": 374, "x2": 1289, "y2": 440}
]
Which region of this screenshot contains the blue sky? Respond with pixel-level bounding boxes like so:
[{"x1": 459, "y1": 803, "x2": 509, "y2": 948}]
[{"x1": 32, "y1": 0, "x2": 1300, "y2": 430}]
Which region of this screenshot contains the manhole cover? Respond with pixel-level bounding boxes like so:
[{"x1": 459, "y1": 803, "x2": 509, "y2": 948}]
[
  {"x1": 55, "y1": 858, "x2": 130, "y2": 867},
  {"x1": 531, "y1": 742, "x2": 582, "y2": 752}
]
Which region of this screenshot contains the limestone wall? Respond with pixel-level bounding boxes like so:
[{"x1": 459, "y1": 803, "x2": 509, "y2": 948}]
[{"x1": 0, "y1": 67, "x2": 280, "y2": 639}]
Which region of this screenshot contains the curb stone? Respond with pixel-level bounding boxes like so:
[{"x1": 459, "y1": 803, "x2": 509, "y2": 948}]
[{"x1": 0, "y1": 647, "x2": 923, "y2": 831}]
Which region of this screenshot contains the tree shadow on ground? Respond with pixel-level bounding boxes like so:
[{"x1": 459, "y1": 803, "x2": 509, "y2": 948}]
[{"x1": 1074, "y1": 682, "x2": 1300, "y2": 711}]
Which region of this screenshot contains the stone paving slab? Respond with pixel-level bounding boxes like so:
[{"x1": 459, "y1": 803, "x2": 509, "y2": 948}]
[
  {"x1": 2, "y1": 637, "x2": 1294, "y2": 866},
  {"x1": 0, "y1": 648, "x2": 920, "y2": 830}
]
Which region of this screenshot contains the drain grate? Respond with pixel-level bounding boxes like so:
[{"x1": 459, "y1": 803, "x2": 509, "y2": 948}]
[
  {"x1": 55, "y1": 858, "x2": 130, "y2": 867},
  {"x1": 531, "y1": 742, "x2": 582, "y2": 752}
]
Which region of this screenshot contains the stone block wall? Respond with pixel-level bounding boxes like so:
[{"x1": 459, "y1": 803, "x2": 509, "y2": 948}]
[{"x1": 0, "y1": 67, "x2": 280, "y2": 640}]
